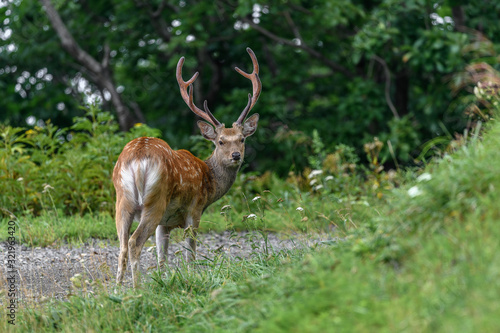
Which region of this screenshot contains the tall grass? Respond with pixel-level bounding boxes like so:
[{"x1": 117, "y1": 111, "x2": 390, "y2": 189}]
[
  {"x1": 3, "y1": 114, "x2": 500, "y2": 331},
  {"x1": 2, "y1": 61, "x2": 499, "y2": 331}
]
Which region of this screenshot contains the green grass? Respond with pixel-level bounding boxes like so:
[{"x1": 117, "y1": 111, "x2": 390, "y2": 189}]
[
  {"x1": 1, "y1": 213, "x2": 117, "y2": 247},
  {"x1": 3, "y1": 120, "x2": 500, "y2": 331},
  {"x1": 1, "y1": 185, "x2": 374, "y2": 247}
]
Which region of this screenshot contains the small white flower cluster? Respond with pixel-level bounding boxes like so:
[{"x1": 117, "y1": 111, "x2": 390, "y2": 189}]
[
  {"x1": 42, "y1": 183, "x2": 54, "y2": 193},
  {"x1": 246, "y1": 214, "x2": 257, "y2": 220},
  {"x1": 417, "y1": 173, "x2": 432, "y2": 182},
  {"x1": 220, "y1": 205, "x2": 231, "y2": 215},
  {"x1": 252, "y1": 196, "x2": 261, "y2": 202},
  {"x1": 296, "y1": 207, "x2": 304, "y2": 212},
  {"x1": 312, "y1": 184, "x2": 323, "y2": 191},
  {"x1": 308, "y1": 170, "x2": 325, "y2": 191},
  {"x1": 308, "y1": 169, "x2": 323, "y2": 179},
  {"x1": 407, "y1": 172, "x2": 433, "y2": 197},
  {"x1": 407, "y1": 186, "x2": 422, "y2": 198},
  {"x1": 473, "y1": 82, "x2": 488, "y2": 99}
]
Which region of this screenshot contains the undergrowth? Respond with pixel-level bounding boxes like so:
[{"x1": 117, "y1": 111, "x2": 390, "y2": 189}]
[
  {"x1": 1, "y1": 59, "x2": 499, "y2": 332},
  {"x1": 3, "y1": 114, "x2": 500, "y2": 332}
]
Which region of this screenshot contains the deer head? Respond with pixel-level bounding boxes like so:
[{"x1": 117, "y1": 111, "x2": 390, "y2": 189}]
[{"x1": 176, "y1": 47, "x2": 261, "y2": 169}]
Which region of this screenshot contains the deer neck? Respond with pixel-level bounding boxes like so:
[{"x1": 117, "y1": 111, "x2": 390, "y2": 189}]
[{"x1": 204, "y1": 154, "x2": 240, "y2": 206}]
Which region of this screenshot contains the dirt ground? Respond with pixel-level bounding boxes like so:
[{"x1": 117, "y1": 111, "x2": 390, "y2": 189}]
[{"x1": 1, "y1": 231, "x2": 334, "y2": 304}]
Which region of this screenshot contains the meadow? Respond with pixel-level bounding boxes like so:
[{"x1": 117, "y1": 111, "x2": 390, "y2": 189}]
[{"x1": 1, "y1": 104, "x2": 500, "y2": 332}]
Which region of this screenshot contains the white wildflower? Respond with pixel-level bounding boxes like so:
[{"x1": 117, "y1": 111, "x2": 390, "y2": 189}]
[
  {"x1": 417, "y1": 173, "x2": 432, "y2": 182},
  {"x1": 246, "y1": 214, "x2": 257, "y2": 219},
  {"x1": 407, "y1": 186, "x2": 422, "y2": 198},
  {"x1": 309, "y1": 179, "x2": 318, "y2": 186},
  {"x1": 252, "y1": 196, "x2": 261, "y2": 202},
  {"x1": 221, "y1": 205, "x2": 232, "y2": 211},
  {"x1": 313, "y1": 184, "x2": 324, "y2": 191},
  {"x1": 17, "y1": 177, "x2": 24, "y2": 182},
  {"x1": 296, "y1": 207, "x2": 304, "y2": 212},
  {"x1": 308, "y1": 169, "x2": 323, "y2": 178},
  {"x1": 42, "y1": 184, "x2": 54, "y2": 193},
  {"x1": 325, "y1": 175, "x2": 334, "y2": 181}
]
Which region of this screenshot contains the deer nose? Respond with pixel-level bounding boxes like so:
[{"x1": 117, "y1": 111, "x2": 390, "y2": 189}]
[{"x1": 232, "y1": 152, "x2": 241, "y2": 161}]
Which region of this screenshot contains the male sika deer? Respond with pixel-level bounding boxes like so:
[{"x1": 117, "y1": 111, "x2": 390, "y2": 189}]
[{"x1": 113, "y1": 48, "x2": 262, "y2": 287}]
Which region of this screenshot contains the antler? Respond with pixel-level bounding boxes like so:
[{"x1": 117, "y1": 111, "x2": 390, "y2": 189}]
[
  {"x1": 235, "y1": 47, "x2": 262, "y2": 125},
  {"x1": 176, "y1": 57, "x2": 221, "y2": 127}
]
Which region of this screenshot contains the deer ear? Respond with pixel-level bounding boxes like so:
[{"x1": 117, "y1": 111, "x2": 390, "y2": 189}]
[
  {"x1": 197, "y1": 121, "x2": 217, "y2": 141},
  {"x1": 242, "y1": 113, "x2": 259, "y2": 137}
]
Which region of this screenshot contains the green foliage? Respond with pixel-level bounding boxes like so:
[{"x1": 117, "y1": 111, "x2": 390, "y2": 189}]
[
  {"x1": 2, "y1": 4, "x2": 500, "y2": 330},
  {"x1": 2, "y1": 1, "x2": 500, "y2": 174},
  {"x1": 6, "y1": 115, "x2": 500, "y2": 331},
  {"x1": 0, "y1": 213, "x2": 116, "y2": 247},
  {"x1": 1, "y1": 102, "x2": 396, "y2": 250},
  {"x1": 306, "y1": 129, "x2": 325, "y2": 170},
  {"x1": 0, "y1": 104, "x2": 160, "y2": 218},
  {"x1": 380, "y1": 114, "x2": 421, "y2": 162},
  {"x1": 1, "y1": 103, "x2": 401, "y2": 229}
]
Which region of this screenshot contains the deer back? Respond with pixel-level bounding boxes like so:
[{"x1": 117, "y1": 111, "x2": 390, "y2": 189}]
[{"x1": 112, "y1": 137, "x2": 214, "y2": 218}]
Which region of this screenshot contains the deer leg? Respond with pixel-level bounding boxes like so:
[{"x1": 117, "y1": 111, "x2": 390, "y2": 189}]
[
  {"x1": 155, "y1": 225, "x2": 171, "y2": 266},
  {"x1": 128, "y1": 208, "x2": 162, "y2": 288},
  {"x1": 184, "y1": 213, "x2": 201, "y2": 262},
  {"x1": 185, "y1": 233, "x2": 197, "y2": 262},
  {"x1": 115, "y1": 203, "x2": 135, "y2": 285}
]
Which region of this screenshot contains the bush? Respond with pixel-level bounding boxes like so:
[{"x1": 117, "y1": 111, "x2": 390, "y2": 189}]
[{"x1": 0, "y1": 104, "x2": 160, "y2": 217}]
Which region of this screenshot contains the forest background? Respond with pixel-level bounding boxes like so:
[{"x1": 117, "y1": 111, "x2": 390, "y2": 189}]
[
  {"x1": 1, "y1": 0, "x2": 500, "y2": 220},
  {"x1": 2, "y1": 0, "x2": 499, "y2": 177},
  {"x1": 2, "y1": 1, "x2": 500, "y2": 331}
]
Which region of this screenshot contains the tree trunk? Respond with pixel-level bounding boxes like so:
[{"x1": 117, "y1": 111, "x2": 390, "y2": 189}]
[
  {"x1": 452, "y1": 5, "x2": 466, "y2": 31},
  {"x1": 395, "y1": 69, "x2": 410, "y2": 116},
  {"x1": 39, "y1": 0, "x2": 141, "y2": 131}
]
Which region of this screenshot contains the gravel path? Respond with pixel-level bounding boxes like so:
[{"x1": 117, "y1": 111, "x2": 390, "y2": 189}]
[{"x1": 1, "y1": 231, "x2": 334, "y2": 303}]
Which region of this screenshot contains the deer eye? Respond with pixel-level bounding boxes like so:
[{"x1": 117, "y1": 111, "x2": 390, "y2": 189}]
[
  {"x1": 219, "y1": 140, "x2": 224, "y2": 145},
  {"x1": 240, "y1": 138, "x2": 245, "y2": 143}
]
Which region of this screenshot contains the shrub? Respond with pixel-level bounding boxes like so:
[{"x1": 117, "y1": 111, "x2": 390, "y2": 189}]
[{"x1": 0, "y1": 104, "x2": 160, "y2": 217}]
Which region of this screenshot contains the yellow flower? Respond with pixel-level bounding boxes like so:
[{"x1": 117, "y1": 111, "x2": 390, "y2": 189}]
[{"x1": 134, "y1": 123, "x2": 143, "y2": 127}]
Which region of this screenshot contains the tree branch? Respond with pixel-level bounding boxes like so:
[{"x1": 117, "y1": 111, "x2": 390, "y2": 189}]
[
  {"x1": 241, "y1": 17, "x2": 355, "y2": 78},
  {"x1": 134, "y1": 0, "x2": 173, "y2": 43},
  {"x1": 372, "y1": 55, "x2": 400, "y2": 119},
  {"x1": 102, "y1": 44, "x2": 111, "y2": 70},
  {"x1": 40, "y1": 0, "x2": 101, "y2": 74},
  {"x1": 283, "y1": 11, "x2": 303, "y2": 42},
  {"x1": 39, "y1": 0, "x2": 140, "y2": 130}
]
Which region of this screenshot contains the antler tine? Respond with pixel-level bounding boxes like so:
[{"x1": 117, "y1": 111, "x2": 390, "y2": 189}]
[
  {"x1": 203, "y1": 100, "x2": 221, "y2": 126},
  {"x1": 235, "y1": 47, "x2": 262, "y2": 124},
  {"x1": 176, "y1": 57, "x2": 221, "y2": 127}
]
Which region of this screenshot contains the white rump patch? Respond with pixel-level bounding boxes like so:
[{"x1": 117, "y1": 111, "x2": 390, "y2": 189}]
[{"x1": 121, "y1": 159, "x2": 162, "y2": 207}]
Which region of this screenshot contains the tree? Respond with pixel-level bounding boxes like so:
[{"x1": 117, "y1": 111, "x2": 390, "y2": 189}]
[
  {"x1": 1, "y1": 0, "x2": 499, "y2": 174},
  {"x1": 39, "y1": 0, "x2": 141, "y2": 131}
]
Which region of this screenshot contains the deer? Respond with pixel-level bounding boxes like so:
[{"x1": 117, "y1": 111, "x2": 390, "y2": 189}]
[{"x1": 112, "y1": 48, "x2": 262, "y2": 287}]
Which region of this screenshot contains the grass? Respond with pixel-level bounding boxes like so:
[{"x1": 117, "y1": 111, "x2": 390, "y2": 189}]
[
  {"x1": 1, "y1": 185, "x2": 373, "y2": 247},
  {"x1": 3, "y1": 120, "x2": 500, "y2": 331},
  {"x1": 1, "y1": 213, "x2": 117, "y2": 247}
]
